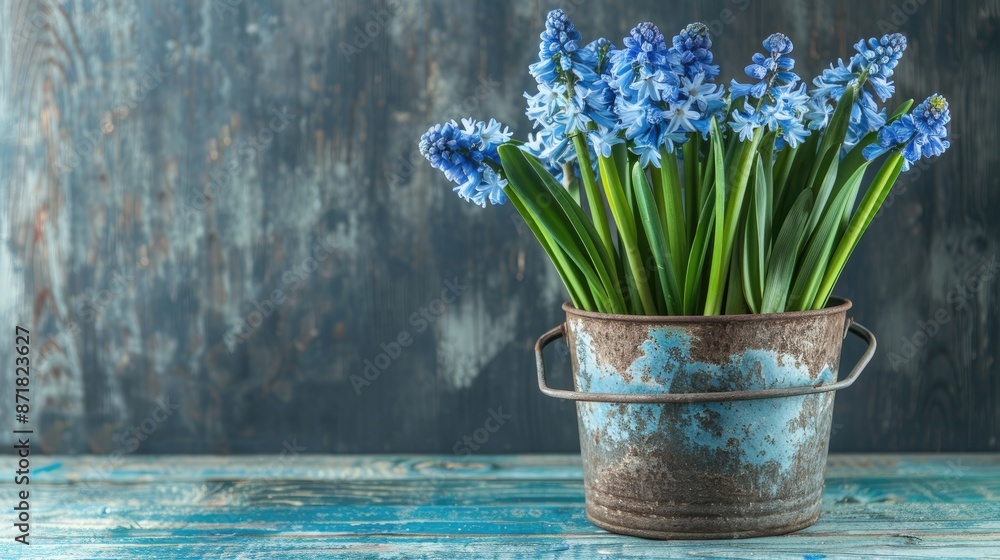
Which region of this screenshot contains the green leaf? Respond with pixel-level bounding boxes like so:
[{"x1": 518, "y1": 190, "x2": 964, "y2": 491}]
[
  {"x1": 697, "y1": 131, "x2": 723, "y2": 216},
  {"x1": 742, "y1": 155, "x2": 770, "y2": 313},
  {"x1": 520, "y1": 148, "x2": 628, "y2": 313},
  {"x1": 812, "y1": 152, "x2": 905, "y2": 309},
  {"x1": 758, "y1": 134, "x2": 775, "y2": 231},
  {"x1": 684, "y1": 180, "x2": 716, "y2": 315},
  {"x1": 625, "y1": 151, "x2": 658, "y2": 313},
  {"x1": 660, "y1": 149, "x2": 688, "y2": 282},
  {"x1": 503, "y1": 185, "x2": 592, "y2": 310},
  {"x1": 760, "y1": 188, "x2": 814, "y2": 314},
  {"x1": 598, "y1": 153, "x2": 658, "y2": 315},
  {"x1": 891, "y1": 98, "x2": 915, "y2": 120},
  {"x1": 683, "y1": 133, "x2": 702, "y2": 244},
  {"x1": 808, "y1": 86, "x2": 858, "y2": 191},
  {"x1": 705, "y1": 124, "x2": 761, "y2": 315},
  {"x1": 633, "y1": 162, "x2": 682, "y2": 315},
  {"x1": 787, "y1": 163, "x2": 869, "y2": 311},
  {"x1": 775, "y1": 134, "x2": 819, "y2": 234},
  {"x1": 804, "y1": 153, "x2": 840, "y2": 242},
  {"x1": 832, "y1": 98, "x2": 914, "y2": 237},
  {"x1": 612, "y1": 142, "x2": 633, "y2": 209},
  {"x1": 499, "y1": 144, "x2": 615, "y2": 312},
  {"x1": 772, "y1": 143, "x2": 796, "y2": 210},
  {"x1": 705, "y1": 118, "x2": 729, "y2": 316},
  {"x1": 725, "y1": 244, "x2": 748, "y2": 314},
  {"x1": 571, "y1": 134, "x2": 615, "y2": 261}
]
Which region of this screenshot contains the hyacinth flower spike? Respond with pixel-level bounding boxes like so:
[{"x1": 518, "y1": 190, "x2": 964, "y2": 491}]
[
  {"x1": 418, "y1": 118, "x2": 511, "y2": 207},
  {"x1": 863, "y1": 94, "x2": 951, "y2": 170},
  {"x1": 810, "y1": 33, "x2": 908, "y2": 148},
  {"x1": 418, "y1": 11, "x2": 951, "y2": 317}
]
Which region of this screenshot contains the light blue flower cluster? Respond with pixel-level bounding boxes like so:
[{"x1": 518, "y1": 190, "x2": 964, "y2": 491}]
[
  {"x1": 523, "y1": 10, "x2": 614, "y2": 179},
  {"x1": 810, "y1": 34, "x2": 908, "y2": 147},
  {"x1": 862, "y1": 94, "x2": 950, "y2": 170},
  {"x1": 418, "y1": 118, "x2": 512, "y2": 206},
  {"x1": 609, "y1": 22, "x2": 726, "y2": 167},
  {"x1": 419, "y1": 12, "x2": 949, "y2": 210},
  {"x1": 730, "y1": 33, "x2": 796, "y2": 99},
  {"x1": 728, "y1": 33, "x2": 811, "y2": 149},
  {"x1": 672, "y1": 22, "x2": 720, "y2": 81}
]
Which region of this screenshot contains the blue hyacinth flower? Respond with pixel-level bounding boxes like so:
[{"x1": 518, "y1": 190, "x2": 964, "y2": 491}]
[
  {"x1": 730, "y1": 33, "x2": 799, "y2": 101},
  {"x1": 607, "y1": 21, "x2": 724, "y2": 165},
  {"x1": 862, "y1": 94, "x2": 950, "y2": 170},
  {"x1": 727, "y1": 33, "x2": 809, "y2": 148},
  {"x1": 523, "y1": 10, "x2": 621, "y2": 177},
  {"x1": 419, "y1": 118, "x2": 512, "y2": 207},
  {"x1": 810, "y1": 33, "x2": 908, "y2": 148},
  {"x1": 671, "y1": 22, "x2": 720, "y2": 81}
]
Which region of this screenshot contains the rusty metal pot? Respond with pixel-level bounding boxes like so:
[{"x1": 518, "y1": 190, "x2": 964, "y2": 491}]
[{"x1": 534, "y1": 297, "x2": 875, "y2": 539}]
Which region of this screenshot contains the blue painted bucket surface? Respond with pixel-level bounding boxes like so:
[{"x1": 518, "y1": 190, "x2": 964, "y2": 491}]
[{"x1": 564, "y1": 299, "x2": 851, "y2": 539}]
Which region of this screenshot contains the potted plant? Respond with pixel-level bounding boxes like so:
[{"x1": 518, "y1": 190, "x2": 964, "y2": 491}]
[{"x1": 419, "y1": 10, "x2": 951, "y2": 539}]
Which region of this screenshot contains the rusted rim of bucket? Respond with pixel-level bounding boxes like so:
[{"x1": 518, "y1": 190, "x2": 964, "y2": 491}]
[
  {"x1": 562, "y1": 297, "x2": 852, "y2": 324},
  {"x1": 536, "y1": 297, "x2": 877, "y2": 403}
]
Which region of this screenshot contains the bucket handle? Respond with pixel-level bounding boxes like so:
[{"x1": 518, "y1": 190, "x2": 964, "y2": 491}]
[{"x1": 534, "y1": 320, "x2": 876, "y2": 403}]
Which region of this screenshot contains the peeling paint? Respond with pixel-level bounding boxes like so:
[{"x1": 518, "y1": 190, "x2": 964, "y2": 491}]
[
  {"x1": 572, "y1": 321, "x2": 834, "y2": 473},
  {"x1": 437, "y1": 292, "x2": 517, "y2": 390},
  {"x1": 564, "y1": 304, "x2": 845, "y2": 537}
]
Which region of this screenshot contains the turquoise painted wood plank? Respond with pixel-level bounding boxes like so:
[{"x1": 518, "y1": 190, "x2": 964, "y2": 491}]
[
  {"x1": 20, "y1": 506, "x2": 1000, "y2": 539},
  {"x1": 0, "y1": 455, "x2": 998, "y2": 559},
  {"x1": 18, "y1": 501, "x2": 1000, "y2": 536},
  {"x1": 4, "y1": 453, "x2": 997, "y2": 483},
  {"x1": 6, "y1": 455, "x2": 587, "y2": 483},
  {"x1": 17, "y1": 477, "x2": 1000, "y2": 508},
  {"x1": 4, "y1": 535, "x2": 1000, "y2": 560}
]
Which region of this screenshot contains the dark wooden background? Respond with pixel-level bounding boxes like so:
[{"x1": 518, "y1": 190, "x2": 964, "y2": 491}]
[{"x1": 1, "y1": 0, "x2": 996, "y2": 455}]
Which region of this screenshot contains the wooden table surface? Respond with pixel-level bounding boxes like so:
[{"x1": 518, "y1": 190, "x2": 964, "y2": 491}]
[{"x1": 0, "y1": 454, "x2": 997, "y2": 559}]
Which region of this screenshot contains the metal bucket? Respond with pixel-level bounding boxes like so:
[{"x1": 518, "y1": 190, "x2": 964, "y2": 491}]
[{"x1": 534, "y1": 297, "x2": 875, "y2": 539}]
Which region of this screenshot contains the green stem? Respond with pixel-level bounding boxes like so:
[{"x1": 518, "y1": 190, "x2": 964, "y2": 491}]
[
  {"x1": 704, "y1": 127, "x2": 762, "y2": 315},
  {"x1": 572, "y1": 134, "x2": 615, "y2": 260},
  {"x1": 598, "y1": 154, "x2": 658, "y2": 315},
  {"x1": 561, "y1": 162, "x2": 580, "y2": 205},
  {"x1": 660, "y1": 149, "x2": 688, "y2": 284},
  {"x1": 684, "y1": 134, "x2": 701, "y2": 245}
]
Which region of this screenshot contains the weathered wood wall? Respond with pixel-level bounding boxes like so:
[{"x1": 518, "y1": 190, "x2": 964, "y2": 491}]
[{"x1": 0, "y1": 0, "x2": 996, "y2": 454}]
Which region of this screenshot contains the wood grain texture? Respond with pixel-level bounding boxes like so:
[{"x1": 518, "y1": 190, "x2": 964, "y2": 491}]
[
  {"x1": 0, "y1": 454, "x2": 998, "y2": 558},
  {"x1": 0, "y1": 0, "x2": 997, "y2": 455}
]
